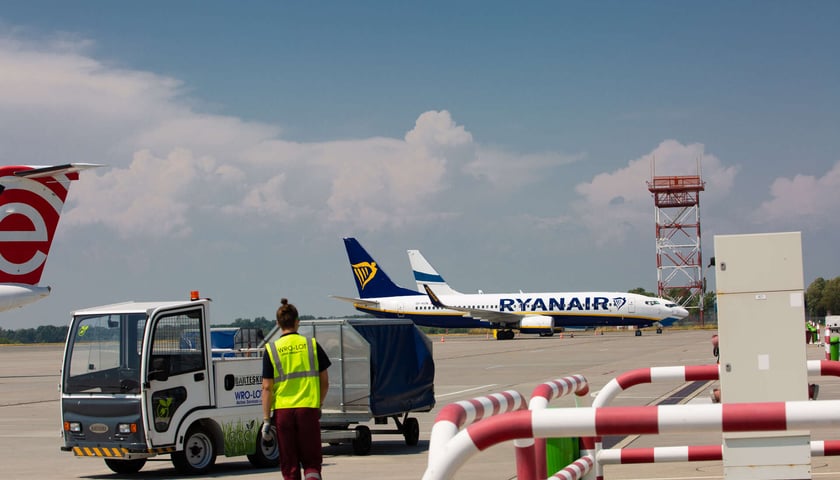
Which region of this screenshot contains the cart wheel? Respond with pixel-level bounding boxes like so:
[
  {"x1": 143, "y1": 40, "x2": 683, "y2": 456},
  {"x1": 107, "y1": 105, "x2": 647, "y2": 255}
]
[
  {"x1": 403, "y1": 417, "x2": 420, "y2": 446},
  {"x1": 352, "y1": 425, "x2": 372, "y2": 455},
  {"x1": 104, "y1": 458, "x2": 146, "y2": 474},
  {"x1": 247, "y1": 425, "x2": 279, "y2": 468},
  {"x1": 172, "y1": 425, "x2": 217, "y2": 474}
]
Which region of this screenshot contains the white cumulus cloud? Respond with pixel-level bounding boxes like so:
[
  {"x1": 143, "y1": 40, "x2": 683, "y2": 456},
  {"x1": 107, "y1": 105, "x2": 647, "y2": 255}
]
[
  {"x1": 571, "y1": 140, "x2": 739, "y2": 245},
  {"x1": 0, "y1": 31, "x2": 494, "y2": 237},
  {"x1": 754, "y1": 161, "x2": 840, "y2": 229}
]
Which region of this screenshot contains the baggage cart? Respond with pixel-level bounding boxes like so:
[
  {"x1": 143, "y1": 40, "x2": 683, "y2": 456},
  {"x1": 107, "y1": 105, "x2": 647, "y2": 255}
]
[{"x1": 292, "y1": 318, "x2": 436, "y2": 455}]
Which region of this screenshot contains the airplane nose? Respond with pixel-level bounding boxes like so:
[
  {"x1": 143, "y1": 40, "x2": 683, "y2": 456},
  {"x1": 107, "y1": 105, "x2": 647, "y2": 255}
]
[{"x1": 675, "y1": 307, "x2": 689, "y2": 318}]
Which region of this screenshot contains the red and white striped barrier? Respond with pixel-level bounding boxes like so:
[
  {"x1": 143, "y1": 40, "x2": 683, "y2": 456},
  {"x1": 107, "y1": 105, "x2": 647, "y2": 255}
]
[
  {"x1": 812, "y1": 440, "x2": 840, "y2": 456},
  {"x1": 585, "y1": 364, "x2": 718, "y2": 480},
  {"x1": 592, "y1": 364, "x2": 720, "y2": 408},
  {"x1": 549, "y1": 454, "x2": 594, "y2": 480},
  {"x1": 427, "y1": 390, "x2": 526, "y2": 470},
  {"x1": 827, "y1": 327, "x2": 832, "y2": 359},
  {"x1": 809, "y1": 359, "x2": 840, "y2": 377},
  {"x1": 426, "y1": 361, "x2": 840, "y2": 480},
  {"x1": 589, "y1": 360, "x2": 840, "y2": 412},
  {"x1": 530, "y1": 375, "x2": 591, "y2": 410},
  {"x1": 599, "y1": 440, "x2": 840, "y2": 464},
  {"x1": 422, "y1": 400, "x2": 840, "y2": 480},
  {"x1": 514, "y1": 375, "x2": 589, "y2": 480},
  {"x1": 582, "y1": 361, "x2": 840, "y2": 479},
  {"x1": 599, "y1": 445, "x2": 722, "y2": 464}
]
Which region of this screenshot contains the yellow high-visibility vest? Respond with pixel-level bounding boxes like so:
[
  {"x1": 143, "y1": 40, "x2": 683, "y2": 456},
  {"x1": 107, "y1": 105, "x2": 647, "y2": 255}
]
[{"x1": 266, "y1": 334, "x2": 321, "y2": 409}]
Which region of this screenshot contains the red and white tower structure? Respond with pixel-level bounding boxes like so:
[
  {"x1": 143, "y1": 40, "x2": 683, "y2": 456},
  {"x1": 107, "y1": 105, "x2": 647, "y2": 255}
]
[{"x1": 646, "y1": 160, "x2": 706, "y2": 322}]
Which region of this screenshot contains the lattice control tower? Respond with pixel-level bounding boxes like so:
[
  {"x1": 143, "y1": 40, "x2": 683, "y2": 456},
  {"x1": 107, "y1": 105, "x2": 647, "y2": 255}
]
[{"x1": 647, "y1": 160, "x2": 706, "y2": 322}]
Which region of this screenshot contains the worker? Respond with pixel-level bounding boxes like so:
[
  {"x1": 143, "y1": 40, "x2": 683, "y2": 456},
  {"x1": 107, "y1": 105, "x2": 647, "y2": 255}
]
[
  {"x1": 262, "y1": 298, "x2": 331, "y2": 480},
  {"x1": 710, "y1": 334, "x2": 721, "y2": 403}
]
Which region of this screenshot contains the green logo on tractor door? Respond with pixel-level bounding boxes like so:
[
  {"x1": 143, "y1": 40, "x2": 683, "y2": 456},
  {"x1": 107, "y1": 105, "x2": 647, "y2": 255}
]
[{"x1": 156, "y1": 397, "x2": 173, "y2": 419}]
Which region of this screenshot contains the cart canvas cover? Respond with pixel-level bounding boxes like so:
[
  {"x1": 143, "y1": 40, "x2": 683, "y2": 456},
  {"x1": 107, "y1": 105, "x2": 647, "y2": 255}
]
[
  {"x1": 296, "y1": 319, "x2": 435, "y2": 417},
  {"x1": 350, "y1": 319, "x2": 435, "y2": 416}
]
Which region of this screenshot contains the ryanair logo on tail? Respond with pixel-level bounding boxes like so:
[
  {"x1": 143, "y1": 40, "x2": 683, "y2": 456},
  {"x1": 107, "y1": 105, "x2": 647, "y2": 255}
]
[{"x1": 352, "y1": 261, "x2": 377, "y2": 290}]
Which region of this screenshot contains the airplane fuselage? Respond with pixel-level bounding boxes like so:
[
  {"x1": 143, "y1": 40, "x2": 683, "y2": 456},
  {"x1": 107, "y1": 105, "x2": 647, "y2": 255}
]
[
  {"x1": 338, "y1": 237, "x2": 690, "y2": 338},
  {"x1": 353, "y1": 291, "x2": 686, "y2": 333},
  {"x1": 0, "y1": 284, "x2": 51, "y2": 312}
]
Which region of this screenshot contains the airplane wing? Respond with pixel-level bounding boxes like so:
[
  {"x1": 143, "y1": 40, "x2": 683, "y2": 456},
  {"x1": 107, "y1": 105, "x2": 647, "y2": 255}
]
[
  {"x1": 13, "y1": 163, "x2": 104, "y2": 178},
  {"x1": 422, "y1": 284, "x2": 522, "y2": 325},
  {"x1": 329, "y1": 295, "x2": 381, "y2": 308}
]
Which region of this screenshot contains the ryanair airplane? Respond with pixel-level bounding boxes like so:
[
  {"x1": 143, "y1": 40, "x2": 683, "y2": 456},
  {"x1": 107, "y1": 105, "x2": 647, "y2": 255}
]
[{"x1": 333, "y1": 237, "x2": 689, "y2": 340}]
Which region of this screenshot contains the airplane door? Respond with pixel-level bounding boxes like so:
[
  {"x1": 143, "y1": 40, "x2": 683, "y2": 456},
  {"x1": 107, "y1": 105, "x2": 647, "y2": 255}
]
[
  {"x1": 142, "y1": 305, "x2": 211, "y2": 447},
  {"x1": 628, "y1": 299, "x2": 636, "y2": 314}
]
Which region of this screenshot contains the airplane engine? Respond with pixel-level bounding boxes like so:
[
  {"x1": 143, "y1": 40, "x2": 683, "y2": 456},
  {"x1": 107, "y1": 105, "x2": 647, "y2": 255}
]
[{"x1": 519, "y1": 315, "x2": 554, "y2": 331}]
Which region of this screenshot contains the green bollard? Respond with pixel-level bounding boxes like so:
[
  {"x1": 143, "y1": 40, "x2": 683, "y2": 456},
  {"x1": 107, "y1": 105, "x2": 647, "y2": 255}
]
[
  {"x1": 831, "y1": 337, "x2": 840, "y2": 361},
  {"x1": 545, "y1": 436, "x2": 579, "y2": 475}
]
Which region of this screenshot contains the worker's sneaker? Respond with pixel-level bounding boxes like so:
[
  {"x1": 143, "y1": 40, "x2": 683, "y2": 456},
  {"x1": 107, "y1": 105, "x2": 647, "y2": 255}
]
[{"x1": 809, "y1": 383, "x2": 819, "y2": 400}]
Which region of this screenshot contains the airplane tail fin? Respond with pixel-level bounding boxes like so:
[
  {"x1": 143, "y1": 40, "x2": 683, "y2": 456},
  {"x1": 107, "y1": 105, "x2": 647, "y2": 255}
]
[
  {"x1": 408, "y1": 249, "x2": 462, "y2": 295},
  {"x1": 0, "y1": 164, "x2": 101, "y2": 285},
  {"x1": 343, "y1": 237, "x2": 423, "y2": 299}
]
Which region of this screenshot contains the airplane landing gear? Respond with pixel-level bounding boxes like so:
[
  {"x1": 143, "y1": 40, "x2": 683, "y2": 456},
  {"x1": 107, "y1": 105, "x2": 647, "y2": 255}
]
[{"x1": 495, "y1": 330, "x2": 515, "y2": 340}]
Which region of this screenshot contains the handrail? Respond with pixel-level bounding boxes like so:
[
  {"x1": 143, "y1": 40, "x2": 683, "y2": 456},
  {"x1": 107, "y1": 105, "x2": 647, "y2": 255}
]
[
  {"x1": 549, "y1": 454, "x2": 594, "y2": 480},
  {"x1": 426, "y1": 390, "x2": 526, "y2": 471},
  {"x1": 422, "y1": 399, "x2": 840, "y2": 480},
  {"x1": 583, "y1": 360, "x2": 839, "y2": 479},
  {"x1": 598, "y1": 440, "x2": 840, "y2": 464},
  {"x1": 424, "y1": 360, "x2": 840, "y2": 480}
]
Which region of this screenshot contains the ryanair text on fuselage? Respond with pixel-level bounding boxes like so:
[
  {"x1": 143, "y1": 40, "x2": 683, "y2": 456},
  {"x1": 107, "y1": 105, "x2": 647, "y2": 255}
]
[{"x1": 498, "y1": 296, "x2": 627, "y2": 312}]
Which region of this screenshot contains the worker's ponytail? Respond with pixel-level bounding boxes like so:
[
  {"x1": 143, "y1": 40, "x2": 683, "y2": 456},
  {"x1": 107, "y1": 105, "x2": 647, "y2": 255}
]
[{"x1": 276, "y1": 298, "x2": 299, "y2": 330}]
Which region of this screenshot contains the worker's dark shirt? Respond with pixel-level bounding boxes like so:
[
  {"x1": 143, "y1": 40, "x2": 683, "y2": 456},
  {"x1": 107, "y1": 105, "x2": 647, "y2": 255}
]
[{"x1": 262, "y1": 332, "x2": 331, "y2": 379}]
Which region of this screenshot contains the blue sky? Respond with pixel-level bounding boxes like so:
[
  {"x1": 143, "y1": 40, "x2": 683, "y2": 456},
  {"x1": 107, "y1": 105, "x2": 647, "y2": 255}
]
[{"x1": 1, "y1": 1, "x2": 839, "y2": 329}]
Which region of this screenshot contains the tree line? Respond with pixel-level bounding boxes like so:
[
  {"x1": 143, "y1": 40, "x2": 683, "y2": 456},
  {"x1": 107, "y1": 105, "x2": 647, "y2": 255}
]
[
  {"x1": 0, "y1": 314, "x2": 319, "y2": 345},
  {"x1": 805, "y1": 277, "x2": 840, "y2": 317}
]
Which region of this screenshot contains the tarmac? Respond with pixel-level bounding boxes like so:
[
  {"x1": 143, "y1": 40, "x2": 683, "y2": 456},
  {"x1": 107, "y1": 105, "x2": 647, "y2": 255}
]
[{"x1": 3, "y1": 328, "x2": 840, "y2": 479}]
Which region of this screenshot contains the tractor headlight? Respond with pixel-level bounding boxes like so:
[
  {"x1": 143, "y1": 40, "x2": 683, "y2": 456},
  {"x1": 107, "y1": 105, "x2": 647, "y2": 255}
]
[
  {"x1": 117, "y1": 423, "x2": 136, "y2": 434},
  {"x1": 64, "y1": 421, "x2": 82, "y2": 433}
]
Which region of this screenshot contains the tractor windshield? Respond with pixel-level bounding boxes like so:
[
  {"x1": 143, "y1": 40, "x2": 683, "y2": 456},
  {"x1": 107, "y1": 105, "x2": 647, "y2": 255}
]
[{"x1": 62, "y1": 313, "x2": 147, "y2": 394}]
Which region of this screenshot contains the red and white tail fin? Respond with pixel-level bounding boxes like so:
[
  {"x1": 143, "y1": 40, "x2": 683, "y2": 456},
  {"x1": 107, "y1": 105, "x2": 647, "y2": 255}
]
[{"x1": 0, "y1": 164, "x2": 100, "y2": 286}]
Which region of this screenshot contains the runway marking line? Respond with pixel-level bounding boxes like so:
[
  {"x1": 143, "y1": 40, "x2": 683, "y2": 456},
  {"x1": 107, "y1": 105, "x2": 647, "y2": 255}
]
[{"x1": 436, "y1": 384, "x2": 498, "y2": 398}]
